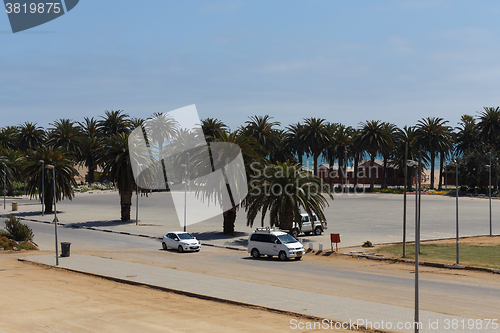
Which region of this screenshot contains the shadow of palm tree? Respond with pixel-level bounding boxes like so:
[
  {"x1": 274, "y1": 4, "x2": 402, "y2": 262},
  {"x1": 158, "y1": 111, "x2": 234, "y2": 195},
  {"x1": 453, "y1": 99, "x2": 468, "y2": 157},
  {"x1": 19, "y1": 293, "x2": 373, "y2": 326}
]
[{"x1": 66, "y1": 220, "x2": 136, "y2": 228}]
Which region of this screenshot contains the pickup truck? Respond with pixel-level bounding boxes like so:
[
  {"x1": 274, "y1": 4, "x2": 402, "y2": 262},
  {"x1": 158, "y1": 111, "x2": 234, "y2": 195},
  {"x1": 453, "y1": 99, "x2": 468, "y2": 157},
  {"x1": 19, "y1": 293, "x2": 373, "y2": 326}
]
[{"x1": 291, "y1": 213, "x2": 327, "y2": 238}]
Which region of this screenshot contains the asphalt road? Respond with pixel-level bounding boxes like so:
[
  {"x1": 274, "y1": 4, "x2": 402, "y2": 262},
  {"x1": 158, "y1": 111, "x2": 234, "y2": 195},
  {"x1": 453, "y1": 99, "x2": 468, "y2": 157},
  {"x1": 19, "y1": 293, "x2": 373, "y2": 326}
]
[
  {"x1": 8, "y1": 190, "x2": 500, "y2": 248},
  {"x1": 24, "y1": 220, "x2": 500, "y2": 321}
]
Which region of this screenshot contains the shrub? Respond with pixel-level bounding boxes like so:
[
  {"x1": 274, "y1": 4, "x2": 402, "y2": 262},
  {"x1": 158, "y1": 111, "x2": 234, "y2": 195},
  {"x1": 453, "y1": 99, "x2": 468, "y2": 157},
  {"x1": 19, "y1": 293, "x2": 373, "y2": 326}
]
[
  {"x1": 4, "y1": 214, "x2": 33, "y2": 241},
  {"x1": 362, "y1": 240, "x2": 373, "y2": 248}
]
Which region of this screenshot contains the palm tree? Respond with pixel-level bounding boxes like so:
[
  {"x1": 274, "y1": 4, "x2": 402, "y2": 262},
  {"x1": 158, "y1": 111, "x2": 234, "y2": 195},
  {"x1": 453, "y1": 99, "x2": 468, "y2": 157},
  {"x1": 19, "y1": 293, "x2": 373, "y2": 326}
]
[
  {"x1": 0, "y1": 148, "x2": 23, "y2": 196},
  {"x1": 350, "y1": 129, "x2": 365, "y2": 189},
  {"x1": 380, "y1": 122, "x2": 398, "y2": 189},
  {"x1": 17, "y1": 122, "x2": 46, "y2": 151},
  {"x1": 415, "y1": 117, "x2": 450, "y2": 189},
  {"x1": 210, "y1": 130, "x2": 263, "y2": 235},
  {"x1": 477, "y1": 107, "x2": 500, "y2": 149},
  {"x1": 285, "y1": 122, "x2": 306, "y2": 165},
  {"x1": 358, "y1": 120, "x2": 389, "y2": 189},
  {"x1": 242, "y1": 115, "x2": 281, "y2": 163},
  {"x1": 437, "y1": 125, "x2": 454, "y2": 190},
  {"x1": 323, "y1": 122, "x2": 338, "y2": 190},
  {"x1": 245, "y1": 161, "x2": 332, "y2": 231},
  {"x1": 98, "y1": 110, "x2": 131, "y2": 137},
  {"x1": 78, "y1": 117, "x2": 102, "y2": 183},
  {"x1": 302, "y1": 118, "x2": 330, "y2": 176},
  {"x1": 100, "y1": 132, "x2": 135, "y2": 221},
  {"x1": 47, "y1": 119, "x2": 83, "y2": 158},
  {"x1": 333, "y1": 124, "x2": 353, "y2": 188},
  {"x1": 25, "y1": 147, "x2": 78, "y2": 213},
  {"x1": 0, "y1": 126, "x2": 19, "y2": 149},
  {"x1": 393, "y1": 126, "x2": 425, "y2": 191},
  {"x1": 201, "y1": 118, "x2": 228, "y2": 142},
  {"x1": 455, "y1": 115, "x2": 481, "y2": 155}
]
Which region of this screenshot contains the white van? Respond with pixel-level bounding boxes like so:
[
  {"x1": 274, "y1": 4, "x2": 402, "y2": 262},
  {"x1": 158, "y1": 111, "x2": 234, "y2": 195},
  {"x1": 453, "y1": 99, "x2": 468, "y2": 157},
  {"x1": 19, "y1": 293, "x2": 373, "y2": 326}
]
[{"x1": 248, "y1": 227, "x2": 305, "y2": 261}]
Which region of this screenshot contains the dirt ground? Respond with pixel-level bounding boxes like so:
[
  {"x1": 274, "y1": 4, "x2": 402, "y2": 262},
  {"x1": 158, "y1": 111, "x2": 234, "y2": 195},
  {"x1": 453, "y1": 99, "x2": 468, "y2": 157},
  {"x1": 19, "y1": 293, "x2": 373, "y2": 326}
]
[{"x1": 0, "y1": 252, "x2": 359, "y2": 333}]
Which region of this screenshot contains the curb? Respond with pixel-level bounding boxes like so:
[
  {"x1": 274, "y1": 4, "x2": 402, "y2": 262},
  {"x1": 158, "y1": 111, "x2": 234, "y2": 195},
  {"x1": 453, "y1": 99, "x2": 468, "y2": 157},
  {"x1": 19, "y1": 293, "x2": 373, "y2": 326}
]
[
  {"x1": 344, "y1": 252, "x2": 500, "y2": 275},
  {"x1": 17, "y1": 257, "x2": 383, "y2": 333},
  {"x1": 8, "y1": 214, "x2": 247, "y2": 252}
]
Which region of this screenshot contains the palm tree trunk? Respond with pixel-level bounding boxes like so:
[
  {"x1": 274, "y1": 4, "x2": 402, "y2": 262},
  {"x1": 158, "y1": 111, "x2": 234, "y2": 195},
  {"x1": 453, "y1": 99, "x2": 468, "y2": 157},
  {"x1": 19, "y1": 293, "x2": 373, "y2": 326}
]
[
  {"x1": 279, "y1": 202, "x2": 295, "y2": 232},
  {"x1": 120, "y1": 189, "x2": 133, "y2": 221},
  {"x1": 353, "y1": 154, "x2": 359, "y2": 188},
  {"x1": 370, "y1": 153, "x2": 375, "y2": 190},
  {"x1": 338, "y1": 153, "x2": 343, "y2": 187},
  {"x1": 328, "y1": 157, "x2": 334, "y2": 190},
  {"x1": 430, "y1": 152, "x2": 435, "y2": 189},
  {"x1": 313, "y1": 152, "x2": 319, "y2": 176},
  {"x1": 223, "y1": 207, "x2": 237, "y2": 235},
  {"x1": 45, "y1": 189, "x2": 54, "y2": 213},
  {"x1": 88, "y1": 166, "x2": 95, "y2": 183},
  {"x1": 438, "y1": 152, "x2": 444, "y2": 190},
  {"x1": 382, "y1": 155, "x2": 388, "y2": 189}
]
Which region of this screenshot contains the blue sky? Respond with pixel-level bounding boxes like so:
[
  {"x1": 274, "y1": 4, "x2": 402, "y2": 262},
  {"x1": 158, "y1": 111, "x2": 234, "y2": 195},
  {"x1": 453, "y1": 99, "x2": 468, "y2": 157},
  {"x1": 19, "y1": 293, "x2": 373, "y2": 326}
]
[{"x1": 2, "y1": 0, "x2": 500, "y2": 131}]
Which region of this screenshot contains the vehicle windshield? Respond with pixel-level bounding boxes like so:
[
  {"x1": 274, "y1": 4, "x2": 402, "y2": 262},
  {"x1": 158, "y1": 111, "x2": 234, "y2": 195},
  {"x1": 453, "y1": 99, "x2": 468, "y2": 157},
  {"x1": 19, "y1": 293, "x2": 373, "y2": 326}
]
[
  {"x1": 178, "y1": 233, "x2": 195, "y2": 240},
  {"x1": 277, "y1": 234, "x2": 299, "y2": 244}
]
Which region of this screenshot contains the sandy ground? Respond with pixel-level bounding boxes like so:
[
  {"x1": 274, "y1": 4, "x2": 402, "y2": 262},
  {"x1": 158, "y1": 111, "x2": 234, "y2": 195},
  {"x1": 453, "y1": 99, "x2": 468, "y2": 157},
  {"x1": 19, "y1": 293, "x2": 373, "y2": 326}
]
[{"x1": 0, "y1": 252, "x2": 360, "y2": 333}]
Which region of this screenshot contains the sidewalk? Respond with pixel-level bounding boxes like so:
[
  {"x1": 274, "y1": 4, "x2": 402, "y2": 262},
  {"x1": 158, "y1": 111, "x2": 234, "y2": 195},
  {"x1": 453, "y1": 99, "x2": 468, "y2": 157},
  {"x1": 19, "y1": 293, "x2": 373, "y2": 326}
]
[{"x1": 20, "y1": 254, "x2": 492, "y2": 333}]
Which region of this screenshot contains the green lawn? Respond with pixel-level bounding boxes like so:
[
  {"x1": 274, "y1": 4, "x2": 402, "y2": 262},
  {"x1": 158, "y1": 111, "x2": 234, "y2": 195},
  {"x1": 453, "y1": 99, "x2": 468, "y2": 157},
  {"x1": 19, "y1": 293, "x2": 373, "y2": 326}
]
[{"x1": 376, "y1": 243, "x2": 500, "y2": 269}]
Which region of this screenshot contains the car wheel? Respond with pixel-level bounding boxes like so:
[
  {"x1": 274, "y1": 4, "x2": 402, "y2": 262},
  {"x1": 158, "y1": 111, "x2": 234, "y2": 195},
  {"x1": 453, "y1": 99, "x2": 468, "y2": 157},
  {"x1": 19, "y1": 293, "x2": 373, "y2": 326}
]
[
  {"x1": 292, "y1": 228, "x2": 299, "y2": 238},
  {"x1": 162, "y1": 242, "x2": 167, "y2": 250},
  {"x1": 278, "y1": 251, "x2": 287, "y2": 261},
  {"x1": 251, "y1": 248, "x2": 260, "y2": 258},
  {"x1": 314, "y1": 226, "x2": 323, "y2": 235},
  {"x1": 178, "y1": 245, "x2": 184, "y2": 253}
]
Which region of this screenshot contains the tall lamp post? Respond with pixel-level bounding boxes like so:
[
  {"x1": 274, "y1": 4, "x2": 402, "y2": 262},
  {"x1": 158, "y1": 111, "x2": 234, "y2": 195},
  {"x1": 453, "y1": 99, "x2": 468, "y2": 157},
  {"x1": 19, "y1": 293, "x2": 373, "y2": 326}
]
[
  {"x1": 488, "y1": 151, "x2": 492, "y2": 237},
  {"x1": 39, "y1": 160, "x2": 45, "y2": 216},
  {"x1": 449, "y1": 161, "x2": 459, "y2": 264},
  {"x1": 181, "y1": 152, "x2": 190, "y2": 232},
  {"x1": 46, "y1": 164, "x2": 59, "y2": 266},
  {"x1": 2, "y1": 161, "x2": 6, "y2": 210},
  {"x1": 407, "y1": 159, "x2": 419, "y2": 333}
]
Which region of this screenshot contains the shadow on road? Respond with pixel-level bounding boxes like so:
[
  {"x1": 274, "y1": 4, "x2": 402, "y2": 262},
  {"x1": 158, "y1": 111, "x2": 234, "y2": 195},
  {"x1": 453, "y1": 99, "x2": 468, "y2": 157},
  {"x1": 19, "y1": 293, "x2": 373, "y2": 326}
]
[{"x1": 66, "y1": 220, "x2": 136, "y2": 228}]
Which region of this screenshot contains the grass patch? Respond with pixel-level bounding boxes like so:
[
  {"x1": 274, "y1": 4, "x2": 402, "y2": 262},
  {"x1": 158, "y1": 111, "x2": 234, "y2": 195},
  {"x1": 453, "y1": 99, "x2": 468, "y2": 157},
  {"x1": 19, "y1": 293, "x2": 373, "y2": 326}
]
[{"x1": 377, "y1": 243, "x2": 500, "y2": 269}]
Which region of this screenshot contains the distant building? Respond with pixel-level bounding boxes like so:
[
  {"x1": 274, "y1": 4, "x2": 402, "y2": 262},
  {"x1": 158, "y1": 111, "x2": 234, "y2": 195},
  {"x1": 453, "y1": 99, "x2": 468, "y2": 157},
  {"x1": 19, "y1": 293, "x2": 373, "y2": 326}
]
[{"x1": 317, "y1": 159, "x2": 404, "y2": 186}]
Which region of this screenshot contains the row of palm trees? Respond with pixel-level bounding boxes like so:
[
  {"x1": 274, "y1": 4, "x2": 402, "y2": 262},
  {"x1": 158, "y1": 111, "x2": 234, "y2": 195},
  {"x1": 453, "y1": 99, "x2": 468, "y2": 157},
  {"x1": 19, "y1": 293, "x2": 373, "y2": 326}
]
[{"x1": 1, "y1": 108, "x2": 499, "y2": 234}]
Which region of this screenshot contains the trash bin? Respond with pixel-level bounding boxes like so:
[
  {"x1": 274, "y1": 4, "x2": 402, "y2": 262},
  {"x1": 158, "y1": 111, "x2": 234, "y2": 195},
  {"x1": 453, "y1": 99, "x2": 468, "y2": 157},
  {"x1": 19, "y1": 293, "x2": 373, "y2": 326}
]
[
  {"x1": 61, "y1": 242, "x2": 71, "y2": 257},
  {"x1": 12, "y1": 202, "x2": 18, "y2": 211}
]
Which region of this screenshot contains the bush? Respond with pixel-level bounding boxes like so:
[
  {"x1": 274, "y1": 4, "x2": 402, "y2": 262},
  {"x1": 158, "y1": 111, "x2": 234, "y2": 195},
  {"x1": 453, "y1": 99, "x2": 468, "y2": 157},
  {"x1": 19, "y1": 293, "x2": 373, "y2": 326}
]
[
  {"x1": 4, "y1": 214, "x2": 33, "y2": 241},
  {"x1": 362, "y1": 240, "x2": 373, "y2": 248}
]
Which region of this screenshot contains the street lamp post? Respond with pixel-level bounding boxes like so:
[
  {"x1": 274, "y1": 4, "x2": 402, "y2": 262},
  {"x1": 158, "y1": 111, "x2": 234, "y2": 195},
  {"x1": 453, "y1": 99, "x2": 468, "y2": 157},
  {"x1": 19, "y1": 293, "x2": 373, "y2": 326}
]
[
  {"x1": 135, "y1": 163, "x2": 141, "y2": 226},
  {"x1": 407, "y1": 159, "x2": 419, "y2": 333},
  {"x1": 450, "y1": 161, "x2": 459, "y2": 264},
  {"x1": 39, "y1": 160, "x2": 45, "y2": 216},
  {"x1": 46, "y1": 165, "x2": 58, "y2": 266},
  {"x1": 181, "y1": 152, "x2": 189, "y2": 232},
  {"x1": 344, "y1": 148, "x2": 348, "y2": 193},
  {"x1": 488, "y1": 151, "x2": 492, "y2": 237},
  {"x1": 3, "y1": 162, "x2": 6, "y2": 210}
]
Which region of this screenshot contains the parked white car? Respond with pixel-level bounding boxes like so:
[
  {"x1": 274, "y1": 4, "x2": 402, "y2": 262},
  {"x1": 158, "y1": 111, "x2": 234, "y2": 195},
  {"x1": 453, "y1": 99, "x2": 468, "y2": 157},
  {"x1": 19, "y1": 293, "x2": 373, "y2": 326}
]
[
  {"x1": 248, "y1": 227, "x2": 305, "y2": 261},
  {"x1": 291, "y1": 213, "x2": 327, "y2": 238},
  {"x1": 162, "y1": 232, "x2": 201, "y2": 252}
]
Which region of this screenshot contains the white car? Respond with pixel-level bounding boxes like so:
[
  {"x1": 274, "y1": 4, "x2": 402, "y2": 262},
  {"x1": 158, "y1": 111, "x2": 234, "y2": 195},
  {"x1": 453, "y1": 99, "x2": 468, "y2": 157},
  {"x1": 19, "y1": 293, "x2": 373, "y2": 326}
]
[
  {"x1": 248, "y1": 227, "x2": 305, "y2": 261},
  {"x1": 162, "y1": 232, "x2": 201, "y2": 252},
  {"x1": 291, "y1": 213, "x2": 327, "y2": 238}
]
